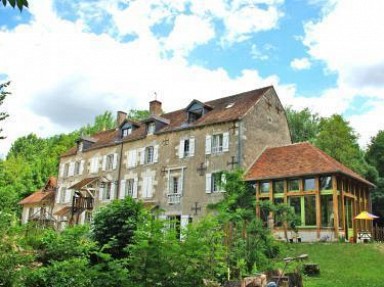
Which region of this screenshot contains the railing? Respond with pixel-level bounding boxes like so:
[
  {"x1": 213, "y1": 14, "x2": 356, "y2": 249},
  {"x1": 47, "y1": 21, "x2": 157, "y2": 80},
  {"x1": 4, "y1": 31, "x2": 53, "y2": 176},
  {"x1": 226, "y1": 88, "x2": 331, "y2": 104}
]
[
  {"x1": 72, "y1": 196, "x2": 94, "y2": 212},
  {"x1": 167, "y1": 193, "x2": 182, "y2": 204}
]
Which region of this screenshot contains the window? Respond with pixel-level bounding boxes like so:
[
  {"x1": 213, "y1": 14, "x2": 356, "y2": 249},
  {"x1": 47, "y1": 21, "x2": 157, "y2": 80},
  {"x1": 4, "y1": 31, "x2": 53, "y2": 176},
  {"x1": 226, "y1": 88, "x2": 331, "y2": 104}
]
[
  {"x1": 184, "y1": 139, "x2": 190, "y2": 157},
  {"x1": 145, "y1": 146, "x2": 154, "y2": 164},
  {"x1": 78, "y1": 141, "x2": 83, "y2": 152},
  {"x1": 288, "y1": 179, "x2": 299, "y2": 192},
  {"x1": 321, "y1": 195, "x2": 334, "y2": 227},
  {"x1": 105, "y1": 154, "x2": 114, "y2": 170},
  {"x1": 172, "y1": 177, "x2": 179, "y2": 193},
  {"x1": 320, "y1": 176, "x2": 332, "y2": 190},
  {"x1": 103, "y1": 182, "x2": 112, "y2": 200},
  {"x1": 260, "y1": 181, "x2": 270, "y2": 194},
  {"x1": 167, "y1": 215, "x2": 181, "y2": 239},
  {"x1": 289, "y1": 197, "x2": 302, "y2": 226},
  {"x1": 60, "y1": 187, "x2": 66, "y2": 203},
  {"x1": 273, "y1": 181, "x2": 284, "y2": 194},
  {"x1": 147, "y1": 122, "x2": 156, "y2": 135},
  {"x1": 125, "y1": 179, "x2": 135, "y2": 197},
  {"x1": 206, "y1": 172, "x2": 225, "y2": 193},
  {"x1": 179, "y1": 138, "x2": 195, "y2": 158},
  {"x1": 304, "y1": 178, "x2": 315, "y2": 191},
  {"x1": 122, "y1": 127, "x2": 132, "y2": 137},
  {"x1": 143, "y1": 176, "x2": 153, "y2": 198},
  {"x1": 64, "y1": 163, "x2": 70, "y2": 177},
  {"x1": 74, "y1": 161, "x2": 80, "y2": 175},
  {"x1": 304, "y1": 196, "x2": 316, "y2": 226},
  {"x1": 274, "y1": 197, "x2": 284, "y2": 227},
  {"x1": 212, "y1": 134, "x2": 223, "y2": 153}
]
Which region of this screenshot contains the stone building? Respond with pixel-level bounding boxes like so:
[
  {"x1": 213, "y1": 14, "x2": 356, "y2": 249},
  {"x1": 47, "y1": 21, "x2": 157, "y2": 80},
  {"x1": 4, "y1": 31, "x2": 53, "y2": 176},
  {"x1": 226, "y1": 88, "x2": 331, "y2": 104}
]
[
  {"x1": 245, "y1": 142, "x2": 374, "y2": 242},
  {"x1": 53, "y1": 86, "x2": 291, "y2": 230}
]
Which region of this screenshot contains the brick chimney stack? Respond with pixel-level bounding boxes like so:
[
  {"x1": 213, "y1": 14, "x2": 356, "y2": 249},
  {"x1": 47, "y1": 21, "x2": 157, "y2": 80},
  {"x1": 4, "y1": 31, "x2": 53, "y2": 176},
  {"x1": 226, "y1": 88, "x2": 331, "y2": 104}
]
[
  {"x1": 149, "y1": 100, "x2": 162, "y2": 116},
  {"x1": 116, "y1": 111, "x2": 127, "y2": 127}
]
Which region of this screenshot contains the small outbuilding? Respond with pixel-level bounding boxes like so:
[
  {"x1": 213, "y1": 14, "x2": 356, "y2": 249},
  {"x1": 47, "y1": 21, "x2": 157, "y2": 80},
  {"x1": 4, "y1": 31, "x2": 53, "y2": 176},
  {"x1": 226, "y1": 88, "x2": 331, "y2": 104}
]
[{"x1": 245, "y1": 142, "x2": 374, "y2": 242}]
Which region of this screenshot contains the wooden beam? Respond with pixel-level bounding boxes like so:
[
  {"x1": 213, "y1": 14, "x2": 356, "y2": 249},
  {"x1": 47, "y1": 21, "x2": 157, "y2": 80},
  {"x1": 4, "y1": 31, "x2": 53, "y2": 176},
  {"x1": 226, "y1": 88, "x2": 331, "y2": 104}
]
[
  {"x1": 332, "y1": 175, "x2": 339, "y2": 238},
  {"x1": 315, "y1": 176, "x2": 321, "y2": 239}
]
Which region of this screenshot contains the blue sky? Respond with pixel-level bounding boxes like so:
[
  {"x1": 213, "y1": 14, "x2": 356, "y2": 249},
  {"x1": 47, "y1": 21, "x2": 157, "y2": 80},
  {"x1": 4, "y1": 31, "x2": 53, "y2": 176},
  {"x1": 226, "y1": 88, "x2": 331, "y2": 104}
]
[{"x1": 1, "y1": 0, "x2": 384, "y2": 157}]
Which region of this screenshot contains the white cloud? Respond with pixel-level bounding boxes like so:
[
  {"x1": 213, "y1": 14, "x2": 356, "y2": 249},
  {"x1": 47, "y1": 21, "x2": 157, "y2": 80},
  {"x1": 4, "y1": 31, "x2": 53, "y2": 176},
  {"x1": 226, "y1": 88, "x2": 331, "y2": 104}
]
[
  {"x1": 250, "y1": 44, "x2": 269, "y2": 60},
  {"x1": 0, "y1": 0, "x2": 291, "y2": 156},
  {"x1": 290, "y1": 57, "x2": 311, "y2": 70},
  {"x1": 301, "y1": 0, "x2": 384, "y2": 146}
]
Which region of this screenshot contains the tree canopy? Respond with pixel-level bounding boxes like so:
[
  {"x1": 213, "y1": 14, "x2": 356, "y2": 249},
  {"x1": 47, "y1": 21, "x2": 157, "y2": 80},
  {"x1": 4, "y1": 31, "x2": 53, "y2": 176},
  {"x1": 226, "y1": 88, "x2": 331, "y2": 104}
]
[
  {"x1": 1, "y1": 0, "x2": 28, "y2": 11},
  {"x1": 0, "y1": 81, "x2": 10, "y2": 140}
]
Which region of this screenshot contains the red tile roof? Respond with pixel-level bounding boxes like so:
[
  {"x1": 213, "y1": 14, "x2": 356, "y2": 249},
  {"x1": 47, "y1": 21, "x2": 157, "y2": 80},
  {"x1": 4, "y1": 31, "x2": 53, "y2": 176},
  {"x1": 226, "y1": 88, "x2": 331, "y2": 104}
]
[
  {"x1": 245, "y1": 142, "x2": 374, "y2": 187},
  {"x1": 18, "y1": 190, "x2": 55, "y2": 205},
  {"x1": 61, "y1": 86, "x2": 273, "y2": 157},
  {"x1": 69, "y1": 177, "x2": 101, "y2": 190}
]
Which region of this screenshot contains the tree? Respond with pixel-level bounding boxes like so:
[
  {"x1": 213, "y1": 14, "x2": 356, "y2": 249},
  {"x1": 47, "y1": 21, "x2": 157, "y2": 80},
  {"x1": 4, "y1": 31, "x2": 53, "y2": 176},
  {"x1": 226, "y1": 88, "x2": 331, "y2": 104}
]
[
  {"x1": 92, "y1": 197, "x2": 144, "y2": 259},
  {"x1": 0, "y1": 81, "x2": 10, "y2": 140},
  {"x1": 315, "y1": 114, "x2": 377, "y2": 181},
  {"x1": 285, "y1": 107, "x2": 320, "y2": 143},
  {"x1": 366, "y1": 130, "x2": 384, "y2": 178},
  {"x1": 1, "y1": 0, "x2": 28, "y2": 11},
  {"x1": 128, "y1": 109, "x2": 150, "y2": 121}
]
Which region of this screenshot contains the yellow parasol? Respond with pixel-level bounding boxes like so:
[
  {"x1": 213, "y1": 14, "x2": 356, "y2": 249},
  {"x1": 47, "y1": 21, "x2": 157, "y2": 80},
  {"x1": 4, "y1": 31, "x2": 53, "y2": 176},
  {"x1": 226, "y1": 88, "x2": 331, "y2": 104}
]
[{"x1": 354, "y1": 211, "x2": 379, "y2": 220}]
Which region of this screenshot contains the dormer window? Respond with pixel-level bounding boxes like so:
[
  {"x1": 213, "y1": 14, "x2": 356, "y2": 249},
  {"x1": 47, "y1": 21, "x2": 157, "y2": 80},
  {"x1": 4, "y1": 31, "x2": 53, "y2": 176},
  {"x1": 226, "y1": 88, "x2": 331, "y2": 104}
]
[
  {"x1": 122, "y1": 127, "x2": 132, "y2": 137},
  {"x1": 147, "y1": 122, "x2": 156, "y2": 135},
  {"x1": 77, "y1": 141, "x2": 83, "y2": 152},
  {"x1": 188, "y1": 108, "x2": 203, "y2": 123},
  {"x1": 186, "y1": 100, "x2": 212, "y2": 123}
]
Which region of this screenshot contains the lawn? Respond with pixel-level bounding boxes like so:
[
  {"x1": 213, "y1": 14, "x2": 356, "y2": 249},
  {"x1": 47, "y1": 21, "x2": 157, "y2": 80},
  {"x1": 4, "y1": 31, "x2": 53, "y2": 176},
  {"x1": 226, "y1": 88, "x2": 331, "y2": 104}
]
[{"x1": 277, "y1": 242, "x2": 384, "y2": 287}]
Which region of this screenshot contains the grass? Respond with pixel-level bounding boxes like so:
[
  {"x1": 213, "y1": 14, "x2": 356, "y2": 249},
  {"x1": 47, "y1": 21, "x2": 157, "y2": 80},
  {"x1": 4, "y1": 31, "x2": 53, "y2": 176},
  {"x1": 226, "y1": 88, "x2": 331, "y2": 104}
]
[{"x1": 276, "y1": 242, "x2": 384, "y2": 287}]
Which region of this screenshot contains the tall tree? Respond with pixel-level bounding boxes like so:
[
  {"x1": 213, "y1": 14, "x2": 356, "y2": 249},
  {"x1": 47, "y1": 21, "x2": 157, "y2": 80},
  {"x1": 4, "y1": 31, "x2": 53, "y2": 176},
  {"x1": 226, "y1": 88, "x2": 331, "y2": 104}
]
[
  {"x1": 1, "y1": 0, "x2": 28, "y2": 11},
  {"x1": 285, "y1": 106, "x2": 320, "y2": 143},
  {"x1": 0, "y1": 81, "x2": 10, "y2": 140},
  {"x1": 315, "y1": 114, "x2": 377, "y2": 181},
  {"x1": 366, "y1": 130, "x2": 384, "y2": 178}
]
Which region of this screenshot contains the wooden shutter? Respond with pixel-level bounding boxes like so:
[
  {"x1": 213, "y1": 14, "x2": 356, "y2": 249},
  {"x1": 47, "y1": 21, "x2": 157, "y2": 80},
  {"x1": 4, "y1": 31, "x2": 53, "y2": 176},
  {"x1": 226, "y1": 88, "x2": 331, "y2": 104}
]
[
  {"x1": 98, "y1": 186, "x2": 104, "y2": 200},
  {"x1": 205, "y1": 173, "x2": 212, "y2": 193},
  {"x1": 128, "y1": 150, "x2": 137, "y2": 168},
  {"x1": 179, "y1": 139, "x2": 185, "y2": 159},
  {"x1": 79, "y1": 160, "x2": 85, "y2": 175},
  {"x1": 133, "y1": 177, "x2": 138, "y2": 198},
  {"x1": 102, "y1": 155, "x2": 107, "y2": 171},
  {"x1": 205, "y1": 135, "x2": 212, "y2": 155},
  {"x1": 68, "y1": 162, "x2": 74, "y2": 176},
  {"x1": 223, "y1": 132, "x2": 229, "y2": 152},
  {"x1": 189, "y1": 138, "x2": 195, "y2": 157},
  {"x1": 110, "y1": 183, "x2": 116, "y2": 200},
  {"x1": 113, "y1": 153, "x2": 118, "y2": 169},
  {"x1": 119, "y1": 180, "x2": 126, "y2": 199},
  {"x1": 154, "y1": 145, "x2": 159, "y2": 163},
  {"x1": 59, "y1": 164, "x2": 64, "y2": 177}
]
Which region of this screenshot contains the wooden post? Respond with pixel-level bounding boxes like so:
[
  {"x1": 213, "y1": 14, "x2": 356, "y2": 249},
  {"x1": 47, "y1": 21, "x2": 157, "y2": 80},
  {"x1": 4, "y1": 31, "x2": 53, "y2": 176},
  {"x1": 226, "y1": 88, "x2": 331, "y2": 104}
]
[
  {"x1": 340, "y1": 177, "x2": 346, "y2": 238},
  {"x1": 315, "y1": 176, "x2": 321, "y2": 239},
  {"x1": 283, "y1": 179, "x2": 288, "y2": 241},
  {"x1": 255, "y1": 182, "x2": 260, "y2": 217},
  {"x1": 332, "y1": 175, "x2": 339, "y2": 239}
]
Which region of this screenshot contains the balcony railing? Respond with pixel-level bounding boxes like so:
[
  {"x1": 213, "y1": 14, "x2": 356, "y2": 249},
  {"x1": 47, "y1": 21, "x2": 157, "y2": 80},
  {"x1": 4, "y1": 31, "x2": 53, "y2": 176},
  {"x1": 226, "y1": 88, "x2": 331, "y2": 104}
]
[{"x1": 167, "y1": 193, "x2": 182, "y2": 204}]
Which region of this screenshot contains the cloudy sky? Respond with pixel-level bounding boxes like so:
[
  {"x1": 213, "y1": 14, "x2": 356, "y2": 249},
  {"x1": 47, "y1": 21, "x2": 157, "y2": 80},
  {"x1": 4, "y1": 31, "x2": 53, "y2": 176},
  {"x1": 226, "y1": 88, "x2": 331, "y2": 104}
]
[{"x1": 1, "y1": 0, "x2": 384, "y2": 157}]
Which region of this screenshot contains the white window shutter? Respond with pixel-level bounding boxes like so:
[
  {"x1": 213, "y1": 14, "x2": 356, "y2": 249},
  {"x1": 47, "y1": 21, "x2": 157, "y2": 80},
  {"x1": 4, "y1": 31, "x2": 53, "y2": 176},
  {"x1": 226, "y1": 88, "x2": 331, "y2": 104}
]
[
  {"x1": 144, "y1": 176, "x2": 152, "y2": 198},
  {"x1": 128, "y1": 150, "x2": 137, "y2": 168},
  {"x1": 102, "y1": 155, "x2": 107, "y2": 171},
  {"x1": 132, "y1": 150, "x2": 137, "y2": 167},
  {"x1": 133, "y1": 177, "x2": 138, "y2": 198},
  {"x1": 181, "y1": 215, "x2": 189, "y2": 229},
  {"x1": 113, "y1": 153, "x2": 118, "y2": 170},
  {"x1": 205, "y1": 135, "x2": 212, "y2": 155},
  {"x1": 223, "y1": 132, "x2": 229, "y2": 152},
  {"x1": 179, "y1": 139, "x2": 185, "y2": 159},
  {"x1": 110, "y1": 183, "x2": 116, "y2": 200},
  {"x1": 154, "y1": 145, "x2": 159, "y2": 163},
  {"x1": 189, "y1": 138, "x2": 195, "y2": 157},
  {"x1": 99, "y1": 186, "x2": 104, "y2": 200},
  {"x1": 119, "y1": 180, "x2": 126, "y2": 199},
  {"x1": 79, "y1": 160, "x2": 85, "y2": 175},
  {"x1": 205, "y1": 173, "x2": 212, "y2": 193},
  {"x1": 140, "y1": 148, "x2": 145, "y2": 165},
  {"x1": 148, "y1": 177, "x2": 153, "y2": 197},
  {"x1": 65, "y1": 189, "x2": 72, "y2": 203},
  {"x1": 221, "y1": 173, "x2": 227, "y2": 192},
  {"x1": 59, "y1": 164, "x2": 64, "y2": 177},
  {"x1": 55, "y1": 188, "x2": 61, "y2": 203},
  {"x1": 68, "y1": 162, "x2": 74, "y2": 176}
]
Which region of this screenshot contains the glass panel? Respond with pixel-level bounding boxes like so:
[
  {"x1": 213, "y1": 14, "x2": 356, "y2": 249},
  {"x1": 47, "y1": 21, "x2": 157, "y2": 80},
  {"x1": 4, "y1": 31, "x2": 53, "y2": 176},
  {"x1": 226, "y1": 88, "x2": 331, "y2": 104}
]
[
  {"x1": 304, "y1": 196, "x2": 316, "y2": 226},
  {"x1": 321, "y1": 195, "x2": 334, "y2": 227},
  {"x1": 320, "y1": 176, "x2": 332, "y2": 190},
  {"x1": 274, "y1": 198, "x2": 284, "y2": 227},
  {"x1": 260, "y1": 181, "x2": 270, "y2": 193},
  {"x1": 273, "y1": 181, "x2": 284, "y2": 194},
  {"x1": 288, "y1": 179, "x2": 299, "y2": 192},
  {"x1": 304, "y1": 178, "x2": 315, "y2": 191},
  {"x1": 289, "y1": 197, "x2": 302, "y2": 226}
]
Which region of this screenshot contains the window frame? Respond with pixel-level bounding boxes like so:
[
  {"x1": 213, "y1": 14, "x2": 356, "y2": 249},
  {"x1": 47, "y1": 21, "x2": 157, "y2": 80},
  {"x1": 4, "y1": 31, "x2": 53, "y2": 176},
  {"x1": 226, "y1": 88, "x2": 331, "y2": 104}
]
[
  {"x1": 145, "y1": 146, "x2": 154, "y2": 164},
  {"x1": 212, "y1": 134, "x2": 224, "y2": 154}
]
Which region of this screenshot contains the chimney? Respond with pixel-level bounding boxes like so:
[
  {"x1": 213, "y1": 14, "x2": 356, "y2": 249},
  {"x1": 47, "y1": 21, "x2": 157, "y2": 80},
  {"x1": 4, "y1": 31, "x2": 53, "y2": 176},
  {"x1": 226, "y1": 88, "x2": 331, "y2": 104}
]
[
  {"x1": 149, "y1": 100, "x2": 162, "y2": 116},
  {"x1": 116, "y1": 111, "x2": 127, "y2": 127}
]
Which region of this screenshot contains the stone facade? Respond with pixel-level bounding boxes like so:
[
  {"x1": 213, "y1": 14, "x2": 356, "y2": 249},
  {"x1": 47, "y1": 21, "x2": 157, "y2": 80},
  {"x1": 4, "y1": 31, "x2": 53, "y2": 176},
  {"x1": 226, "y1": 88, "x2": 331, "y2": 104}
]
[{"x1": 54, "y1": 86, "x2": 291, "y2": 228}]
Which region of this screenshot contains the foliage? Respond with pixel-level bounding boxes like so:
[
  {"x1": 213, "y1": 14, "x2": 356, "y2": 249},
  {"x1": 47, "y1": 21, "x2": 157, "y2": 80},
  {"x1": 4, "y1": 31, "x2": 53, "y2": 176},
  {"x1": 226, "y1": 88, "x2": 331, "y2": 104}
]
[
  {"x1": 1, "y1": 0, "x2": 28, "y2": 11},
  {"x1": 0, "y1": 81, "x2": 10, "y2": 140},
  {"x1": 315, "y1": 114, "x2": 377, "y2": 181},
  {"x1": 127, "y1": 215, "x2": 226, "y2": 287},
  {"x1": 92, "y1": 196, "x2": 144, "y2": 258},
  {"x1": 285, "y1": 106, "x2": 320, "y2": 143},
  {"x1": 79, "y1": 111, "x2": 115, "y2": 136},
  {"x1": 128, "y1": 109, "x2": 150, "y2": 121},
  {"x1": 366, "y1": 130, "x2": 384, "y2": 177}
]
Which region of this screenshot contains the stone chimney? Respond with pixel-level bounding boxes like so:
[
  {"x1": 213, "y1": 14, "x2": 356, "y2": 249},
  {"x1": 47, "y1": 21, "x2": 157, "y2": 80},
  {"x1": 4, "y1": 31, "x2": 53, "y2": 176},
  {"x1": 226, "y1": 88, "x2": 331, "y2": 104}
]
[
  {"x1": 149, "y1": 100, "x2": 162, "y2": 116},
  {"x1": 116, "y1": 111, "x2": 127, "y2": 127}
]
